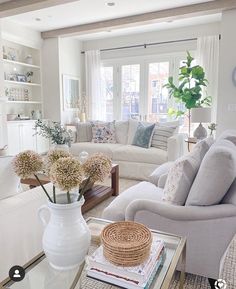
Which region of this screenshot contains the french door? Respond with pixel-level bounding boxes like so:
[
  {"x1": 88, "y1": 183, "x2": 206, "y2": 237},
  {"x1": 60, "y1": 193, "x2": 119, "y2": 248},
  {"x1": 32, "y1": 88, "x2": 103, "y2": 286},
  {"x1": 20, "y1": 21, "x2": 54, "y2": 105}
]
[{"x1": 101, "y1": 54, "x2": 186, "y2": 122}]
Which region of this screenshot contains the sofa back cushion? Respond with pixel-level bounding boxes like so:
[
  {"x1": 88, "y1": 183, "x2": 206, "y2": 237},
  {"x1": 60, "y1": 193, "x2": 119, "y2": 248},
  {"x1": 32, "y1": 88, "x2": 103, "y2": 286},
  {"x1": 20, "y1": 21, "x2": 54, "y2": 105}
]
[
  {"x1": 91, "y1": 121, "x2": 116, "y2": 143},
  {"x1": 221, "y1": 178, "x2": 236, "y2": 205},
  {"x1": 149, "y1": 161, "x2": 174, "y2": 186},
  {"x1": 0, "y1": 156, "x2": 21, "y2": 200},
  {"x1": 76, "y1": 122, "x2": 92, "y2": 142},
  {"x1": 186, "y1": 139, "x2": 236, "y2": 206},
  {"x1": 115, "y1": 121, "x2": 129, "y2": 144},
  {"x1": 162, "y1": 137, "x2": 213, "y2": 205}
]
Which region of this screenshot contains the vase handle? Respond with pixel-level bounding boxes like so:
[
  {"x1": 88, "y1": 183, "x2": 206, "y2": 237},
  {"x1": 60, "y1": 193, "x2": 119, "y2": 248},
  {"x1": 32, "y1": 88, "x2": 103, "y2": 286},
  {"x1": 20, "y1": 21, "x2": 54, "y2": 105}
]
[{"x1": 38, "y1": 205, "x2": 50, "y2": 228}]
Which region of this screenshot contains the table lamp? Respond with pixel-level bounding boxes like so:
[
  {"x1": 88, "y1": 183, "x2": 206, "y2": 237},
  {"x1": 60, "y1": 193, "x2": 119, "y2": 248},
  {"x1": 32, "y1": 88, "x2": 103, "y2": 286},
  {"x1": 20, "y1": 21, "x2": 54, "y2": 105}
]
[{"x1": 191, "y1": 107, "x2": 211, "y2": 140}]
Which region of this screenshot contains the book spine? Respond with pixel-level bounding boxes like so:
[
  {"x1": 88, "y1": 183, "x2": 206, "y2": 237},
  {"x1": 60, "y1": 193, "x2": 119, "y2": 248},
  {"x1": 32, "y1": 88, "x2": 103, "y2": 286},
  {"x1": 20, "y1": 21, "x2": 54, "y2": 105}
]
[{"x1": 144, "y1": 253, "x2": 165, "y2": 289}]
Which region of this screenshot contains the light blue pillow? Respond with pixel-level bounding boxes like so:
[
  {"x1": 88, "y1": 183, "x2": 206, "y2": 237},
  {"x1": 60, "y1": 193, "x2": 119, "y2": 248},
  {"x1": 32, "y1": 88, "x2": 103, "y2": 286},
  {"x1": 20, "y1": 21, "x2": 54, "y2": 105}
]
[{"x1": 132, "y1": 123, "x2": 155, "y2": 148}]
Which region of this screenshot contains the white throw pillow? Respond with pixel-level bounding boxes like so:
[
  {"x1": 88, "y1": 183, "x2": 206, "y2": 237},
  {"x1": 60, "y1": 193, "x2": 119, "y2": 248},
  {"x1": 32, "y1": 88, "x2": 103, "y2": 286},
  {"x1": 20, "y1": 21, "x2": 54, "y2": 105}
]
[
  {"x1": 151, "y1": 126, "x2": 177, "y2": 151},
  {"x1": 115, "y1": 121, "x2": 129, "y2": 144},
  {"x1": 158, "y1": 173, "x2": 168, "y2": 189},
  {"x1": 148, "y1": 162, "x2": 174, "y2": 186},
  {"x1": 162, "y1": 138, "x2": 213, "y2": 205},
  {"x1": 186, "y1": 139, "x2": 236, "y2": 206}
]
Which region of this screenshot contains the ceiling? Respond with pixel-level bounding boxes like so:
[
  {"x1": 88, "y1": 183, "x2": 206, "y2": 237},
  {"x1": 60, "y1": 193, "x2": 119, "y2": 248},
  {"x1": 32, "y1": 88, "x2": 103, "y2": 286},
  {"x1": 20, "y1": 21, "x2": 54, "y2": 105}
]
[{"x1": 8, "y1": 0, "x2": 215, "y2": 32}]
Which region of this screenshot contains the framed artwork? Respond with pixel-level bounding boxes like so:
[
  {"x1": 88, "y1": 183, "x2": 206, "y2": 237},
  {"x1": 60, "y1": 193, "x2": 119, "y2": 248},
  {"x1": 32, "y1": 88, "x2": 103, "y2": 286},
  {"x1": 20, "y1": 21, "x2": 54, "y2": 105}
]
[{"x1": 62, "y1": 75, "x2": 80, "y2": 110}]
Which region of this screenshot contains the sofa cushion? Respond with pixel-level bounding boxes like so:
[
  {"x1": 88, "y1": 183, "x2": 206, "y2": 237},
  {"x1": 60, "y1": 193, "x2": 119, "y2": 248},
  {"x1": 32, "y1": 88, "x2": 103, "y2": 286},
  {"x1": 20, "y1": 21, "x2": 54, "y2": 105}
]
[
  {"x1": 186, "y1": 139, "x2": 236, "y2": 206},
  {"x1": 162, "y1": 138, "x2": 213, "y2": 205},
  {"x1": 70, "y1": 142, "x2": 123, "y2": 158},
  {"x1": 102, "y1": 181, "x2": 163, "y2": 221},
  {"x1": 158, "y1": 173, "x2": 168, "y2": 189},
  {"x1": 113, "y1": 145, "x2": 167, "y2": 165},
  {"x1": 132, "y1": 123, "x2": 155, "y2": 148},
  {"x1": 115, "y1": 121, "x2": 129, "y2": 144},
  {"x1": 148, "y1": 161, "x2": 174, "y2": 186},
  {"x1": 91, "y1": 121, "x2": 116, "y2": 143},
  {"x1": 221, "y1": 178, "x2": 236, "y2": 205},
  {"x1": 151, "y1": 125, "x2": 177, "y2": 151},
  {"x1": 76, "y1": 122, "x2": 92, "y2": 142}
]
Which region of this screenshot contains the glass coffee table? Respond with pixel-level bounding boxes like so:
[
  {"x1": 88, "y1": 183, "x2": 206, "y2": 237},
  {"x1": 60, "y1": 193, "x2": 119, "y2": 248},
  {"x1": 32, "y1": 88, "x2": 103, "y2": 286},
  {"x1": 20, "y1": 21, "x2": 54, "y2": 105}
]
[{"x1": 0, "y1": 218, "x2": 186, "y2": 289}]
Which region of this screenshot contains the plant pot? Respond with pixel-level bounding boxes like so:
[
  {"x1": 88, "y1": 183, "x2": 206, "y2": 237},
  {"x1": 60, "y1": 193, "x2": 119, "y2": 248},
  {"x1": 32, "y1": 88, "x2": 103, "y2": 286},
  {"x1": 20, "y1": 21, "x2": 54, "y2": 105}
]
[
  {"x1": 53, "y1": 144, "x2": 69, "y2": 152},
  {"x1": 38, "y1": 195, "x2": 91, "y2": 270}
]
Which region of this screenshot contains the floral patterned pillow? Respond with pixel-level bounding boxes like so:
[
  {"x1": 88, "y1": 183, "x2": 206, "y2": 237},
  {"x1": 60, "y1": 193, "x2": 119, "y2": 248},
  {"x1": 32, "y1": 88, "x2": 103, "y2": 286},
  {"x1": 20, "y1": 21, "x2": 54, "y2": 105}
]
[{"x1": 91, "y1": 121, "x2": 116, "y2": 143}]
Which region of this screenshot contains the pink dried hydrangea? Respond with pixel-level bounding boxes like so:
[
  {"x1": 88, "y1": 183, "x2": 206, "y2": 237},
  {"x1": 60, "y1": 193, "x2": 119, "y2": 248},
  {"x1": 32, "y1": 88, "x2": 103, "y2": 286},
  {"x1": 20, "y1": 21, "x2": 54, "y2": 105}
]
[
  {"x1": 50, "y1": 157, "x2": 83, "y2": 192},
  {"x1": 83, "y1": 153, "x2": 112, "y2": 183},
  {"x1": 13, "y1": 150, "x2": 43, "y2": 179}
]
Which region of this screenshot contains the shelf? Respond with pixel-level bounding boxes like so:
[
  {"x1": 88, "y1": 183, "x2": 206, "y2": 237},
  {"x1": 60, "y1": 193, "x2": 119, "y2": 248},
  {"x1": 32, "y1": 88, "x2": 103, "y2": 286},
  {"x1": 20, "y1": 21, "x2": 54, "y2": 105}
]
[
  {"x1": 6, "y1": 101, "x2": 42, "y2": 104},
  {"x1": 3, "y1": 59, "x2": 40, "y2": 69},
  {"x1": 4, "y1": 80, "x2": 41, "y2": 87}
]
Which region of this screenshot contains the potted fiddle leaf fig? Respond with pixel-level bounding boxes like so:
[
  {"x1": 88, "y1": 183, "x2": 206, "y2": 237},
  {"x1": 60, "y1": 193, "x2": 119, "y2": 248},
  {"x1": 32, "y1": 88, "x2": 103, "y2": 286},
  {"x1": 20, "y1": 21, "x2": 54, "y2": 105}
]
[{"x1": 164, "y1": 51, "x2": 211, "y2": 137}]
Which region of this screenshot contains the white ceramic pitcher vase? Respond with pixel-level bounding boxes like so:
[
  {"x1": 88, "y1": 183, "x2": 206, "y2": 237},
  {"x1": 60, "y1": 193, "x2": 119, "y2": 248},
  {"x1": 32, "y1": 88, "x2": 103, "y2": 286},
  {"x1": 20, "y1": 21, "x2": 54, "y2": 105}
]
[{"x1": 38, "y1": 195, "x2": 91, "y2": 270}]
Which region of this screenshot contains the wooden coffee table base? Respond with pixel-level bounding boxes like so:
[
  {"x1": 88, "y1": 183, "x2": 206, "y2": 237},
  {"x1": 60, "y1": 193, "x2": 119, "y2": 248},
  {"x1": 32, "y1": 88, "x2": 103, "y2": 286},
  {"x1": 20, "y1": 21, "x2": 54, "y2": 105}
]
[{"x1": 21, "y1": 164, "x2": 119, "y2": 214}]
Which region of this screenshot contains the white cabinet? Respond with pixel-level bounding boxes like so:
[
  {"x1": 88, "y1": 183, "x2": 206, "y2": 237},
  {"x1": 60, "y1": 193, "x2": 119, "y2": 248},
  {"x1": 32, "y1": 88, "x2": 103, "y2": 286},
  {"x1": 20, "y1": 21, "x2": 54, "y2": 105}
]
[{"x1": 7, "y1": 121, "x2": 49, "y2": 155}]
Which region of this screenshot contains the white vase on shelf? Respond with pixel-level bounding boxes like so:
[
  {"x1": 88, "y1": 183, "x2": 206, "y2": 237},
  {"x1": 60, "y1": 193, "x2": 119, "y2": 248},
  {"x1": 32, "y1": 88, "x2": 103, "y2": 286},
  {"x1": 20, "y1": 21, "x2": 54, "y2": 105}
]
[{"x1": 38, "y1": 195, "x2": 91, "y2": 270}]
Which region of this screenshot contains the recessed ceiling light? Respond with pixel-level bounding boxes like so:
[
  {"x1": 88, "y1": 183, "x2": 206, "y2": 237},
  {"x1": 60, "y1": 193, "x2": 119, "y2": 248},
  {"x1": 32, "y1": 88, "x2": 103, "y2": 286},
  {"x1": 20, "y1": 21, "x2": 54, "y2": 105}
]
[
  {"x1": 35, "y1": 17, "x2": 41, "y2": 21},
  {"x1": 105, "y1": 2, "x2": 115, "y2": 7}
]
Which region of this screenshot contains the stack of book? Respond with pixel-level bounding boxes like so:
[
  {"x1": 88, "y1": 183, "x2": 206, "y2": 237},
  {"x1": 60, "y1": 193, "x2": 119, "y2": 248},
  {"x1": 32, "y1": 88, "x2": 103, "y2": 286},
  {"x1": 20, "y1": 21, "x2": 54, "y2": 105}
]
[{"x1": 87, "y1": 235, "x2": 165, "y2": 289}]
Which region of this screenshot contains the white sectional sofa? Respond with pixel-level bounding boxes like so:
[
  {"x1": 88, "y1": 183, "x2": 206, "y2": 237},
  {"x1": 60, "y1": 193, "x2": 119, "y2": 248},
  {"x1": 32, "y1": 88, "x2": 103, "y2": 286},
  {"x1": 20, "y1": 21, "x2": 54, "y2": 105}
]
[{"x1": 70, "y1": 119, "x2": 186, "y2": 180}]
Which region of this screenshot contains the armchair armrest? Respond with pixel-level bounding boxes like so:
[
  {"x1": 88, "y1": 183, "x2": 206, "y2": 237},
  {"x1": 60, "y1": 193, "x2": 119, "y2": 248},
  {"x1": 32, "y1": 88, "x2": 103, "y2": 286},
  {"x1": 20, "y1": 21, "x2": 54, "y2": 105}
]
[
  {"x1": 167, "y1": 133, "x2": 188, "y2": 161},
  {"x1": 126, "y1": 200, "x2": 236, "y2": 221}
]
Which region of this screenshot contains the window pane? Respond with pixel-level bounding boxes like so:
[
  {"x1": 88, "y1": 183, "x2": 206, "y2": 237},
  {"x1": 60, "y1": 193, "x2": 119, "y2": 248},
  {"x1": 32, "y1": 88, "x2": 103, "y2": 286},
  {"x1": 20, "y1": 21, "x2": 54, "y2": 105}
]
[
  {"x1": 121, "y1": 64, "x2": 140, "y2": 120},
  {"x1": 147, "y1": 62, "x2": 169, "y2": 122},
  {"x1": 101, "y1": 66, "x2": 113, "y2": 121}
]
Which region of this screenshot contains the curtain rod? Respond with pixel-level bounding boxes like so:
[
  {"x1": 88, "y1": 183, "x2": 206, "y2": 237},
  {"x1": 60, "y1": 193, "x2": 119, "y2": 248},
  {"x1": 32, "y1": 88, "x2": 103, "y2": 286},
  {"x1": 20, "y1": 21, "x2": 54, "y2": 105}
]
[{"x1": 81, "y1": 34, "x2": 221, "y2": 54}]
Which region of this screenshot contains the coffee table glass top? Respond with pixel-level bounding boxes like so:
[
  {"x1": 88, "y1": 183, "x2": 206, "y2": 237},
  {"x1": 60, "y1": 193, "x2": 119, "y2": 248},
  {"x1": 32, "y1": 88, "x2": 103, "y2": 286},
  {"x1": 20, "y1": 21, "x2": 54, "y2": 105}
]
[{"x1": 1, "y1": 218, "x2": 186, "y2": 289}]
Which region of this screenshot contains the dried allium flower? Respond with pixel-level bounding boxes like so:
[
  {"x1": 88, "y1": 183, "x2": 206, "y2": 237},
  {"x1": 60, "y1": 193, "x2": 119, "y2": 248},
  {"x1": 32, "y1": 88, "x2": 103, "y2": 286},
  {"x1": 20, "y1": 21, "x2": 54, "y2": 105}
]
[
  {"x1": 50, "y1": 157, "x2": 83, "y2": 191},
  {"x1": 83, "y1": 153, "x2": 112, "y2": 183},
  {"x1": 13, "y1": 150, "x2": 43, "y2": 179},
  {"x1": 45, "y1": 149, "x2": 71, "y2": 173}
]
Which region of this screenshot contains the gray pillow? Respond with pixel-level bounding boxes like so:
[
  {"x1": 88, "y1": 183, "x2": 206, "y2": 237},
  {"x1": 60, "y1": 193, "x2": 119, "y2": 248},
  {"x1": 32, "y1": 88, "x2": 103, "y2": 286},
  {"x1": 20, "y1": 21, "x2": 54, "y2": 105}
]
[
  {"x1": 186, "y1": 139, "x2": 236, "y2": 206},
  {"x1": 148, "y1": 162, "x2": 174, "y2": 186},
  {"x1": 162, "y1": 138, "x2": 212, "y2": 205},
  {"x1": 221, "y1": 178, "x2": 236, "y2": 205},
  {"x1": 151, "y1": 126, "x2": 177, "y2": 151},
  {"x1": 132, "y1": 123, "x2": 155, "y2": 148}
]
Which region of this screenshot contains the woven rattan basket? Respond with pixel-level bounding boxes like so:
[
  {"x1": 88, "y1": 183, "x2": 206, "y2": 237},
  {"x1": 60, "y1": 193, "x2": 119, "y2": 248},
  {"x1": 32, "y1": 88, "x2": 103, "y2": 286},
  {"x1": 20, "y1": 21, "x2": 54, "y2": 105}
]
[{"x1": 101, "y1": 221, "x2": 152, "y2": 267}]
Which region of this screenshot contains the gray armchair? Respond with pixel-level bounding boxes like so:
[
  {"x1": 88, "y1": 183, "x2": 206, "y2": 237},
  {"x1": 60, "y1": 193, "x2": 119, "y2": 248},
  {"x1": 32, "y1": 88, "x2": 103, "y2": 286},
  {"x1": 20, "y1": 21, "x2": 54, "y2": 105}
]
[{"x1": 125, "y1": 200, "x2": 236, "y2": 279}]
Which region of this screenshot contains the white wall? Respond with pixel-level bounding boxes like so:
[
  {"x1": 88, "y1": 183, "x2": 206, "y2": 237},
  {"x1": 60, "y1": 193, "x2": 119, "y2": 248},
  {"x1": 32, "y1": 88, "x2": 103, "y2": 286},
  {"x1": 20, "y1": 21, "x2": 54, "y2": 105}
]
[
  {"x1": 42, "y1": 37, "x2": 82, "y2": 124},
  {"x1": 59, "y1": 38, "x2": 82, "y2": 124},
  {"x1": 1, "y1": 19, "x2": 42, "y2": 49},
  {"x1": 217, "y1": 9, "x2": 236, "y2": 134},
  {"x1": 83, "y1": 22, "x2": 220, "y2": 59},
  {"x1": 42, "y1": 38, "x2": 61, "y2": 122}
]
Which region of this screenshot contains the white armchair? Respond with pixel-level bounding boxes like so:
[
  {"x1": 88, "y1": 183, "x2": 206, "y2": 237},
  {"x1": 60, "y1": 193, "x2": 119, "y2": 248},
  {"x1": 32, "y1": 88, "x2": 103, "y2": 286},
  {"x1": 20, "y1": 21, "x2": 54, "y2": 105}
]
[{"x1": 125, "y1": 200, "x2": 236, "y2": 280}]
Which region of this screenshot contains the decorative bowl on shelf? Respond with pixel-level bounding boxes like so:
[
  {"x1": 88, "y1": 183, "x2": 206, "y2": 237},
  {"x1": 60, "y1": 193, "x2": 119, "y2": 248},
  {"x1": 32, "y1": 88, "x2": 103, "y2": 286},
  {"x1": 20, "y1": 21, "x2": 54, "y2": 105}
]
[{"x1": 101, "y1": 221, "x2": 152, "y2": 267}]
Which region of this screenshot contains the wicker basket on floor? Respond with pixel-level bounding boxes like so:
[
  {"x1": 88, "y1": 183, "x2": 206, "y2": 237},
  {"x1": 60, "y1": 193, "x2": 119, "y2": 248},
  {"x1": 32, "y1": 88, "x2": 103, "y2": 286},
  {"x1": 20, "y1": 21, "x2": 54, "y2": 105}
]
[{"x1": 101, "y1": 221, "x2": 152, "y2": 267}]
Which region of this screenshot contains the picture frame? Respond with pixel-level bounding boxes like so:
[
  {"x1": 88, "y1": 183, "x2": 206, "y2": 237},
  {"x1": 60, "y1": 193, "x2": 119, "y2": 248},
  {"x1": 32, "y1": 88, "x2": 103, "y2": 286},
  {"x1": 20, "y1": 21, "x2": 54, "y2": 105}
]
[
  {"x1": 62, "y1": 74, "x2": 80, "y2": 111},
  {"x1": 7, "y1": 74, "x2": 17, "y2": 81},
  {"x1": 16, "y1": 74, "x2": 27, "y2": 82},
  {"x1": 6, "y1": 46, "x2": 19, "y2": 61}
]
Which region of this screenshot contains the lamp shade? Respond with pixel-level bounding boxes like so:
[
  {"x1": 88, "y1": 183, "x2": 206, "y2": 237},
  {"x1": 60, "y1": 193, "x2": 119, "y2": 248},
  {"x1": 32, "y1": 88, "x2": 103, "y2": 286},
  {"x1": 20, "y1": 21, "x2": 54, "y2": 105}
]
[{"x1": 191, "y1": 107, "x2": 211, "y2": 123}]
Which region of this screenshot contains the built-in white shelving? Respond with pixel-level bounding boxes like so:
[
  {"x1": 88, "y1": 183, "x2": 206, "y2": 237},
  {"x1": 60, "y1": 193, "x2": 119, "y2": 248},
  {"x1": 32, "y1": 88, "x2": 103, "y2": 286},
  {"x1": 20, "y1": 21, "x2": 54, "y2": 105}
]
[
  {"x1": 3, "y1": 59, "x2": 40, "y2": 69},
  {"x1": 6, "y1": 100, "x2": 42, "y2": 104},
  {"x1": 4, "y1": 80, "x2": 41, "y2": 86}
]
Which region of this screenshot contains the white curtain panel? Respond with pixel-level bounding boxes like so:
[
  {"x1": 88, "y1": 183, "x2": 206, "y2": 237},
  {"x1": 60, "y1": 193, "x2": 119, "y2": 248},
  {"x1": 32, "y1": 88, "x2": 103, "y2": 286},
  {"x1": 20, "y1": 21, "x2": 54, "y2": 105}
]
[
  {"x1": 196, "y1": 35, "x2": 220, "y2": 122},
  {"x1": 85, "y1": 50, "x2": 105, "y2": 120}
]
